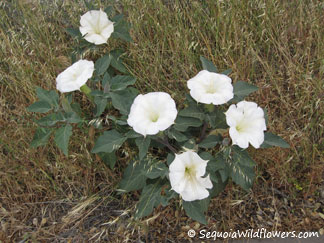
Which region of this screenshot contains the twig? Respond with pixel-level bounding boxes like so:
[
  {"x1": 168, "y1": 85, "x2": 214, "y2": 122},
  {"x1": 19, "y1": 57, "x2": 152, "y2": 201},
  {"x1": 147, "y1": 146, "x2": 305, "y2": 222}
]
[
  {"x1": 156, "y1": 137, "x2": 177, "y2": 153},
  {"x1": 198, "y1": 121, "x2": 208, "y2": 143}
]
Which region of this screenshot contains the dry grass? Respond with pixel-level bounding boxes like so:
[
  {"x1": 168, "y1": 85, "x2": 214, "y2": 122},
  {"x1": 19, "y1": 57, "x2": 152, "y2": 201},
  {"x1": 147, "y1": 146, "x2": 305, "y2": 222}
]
[{"x1": 0, "y1": 0, "x2": 323, "y2": 241}]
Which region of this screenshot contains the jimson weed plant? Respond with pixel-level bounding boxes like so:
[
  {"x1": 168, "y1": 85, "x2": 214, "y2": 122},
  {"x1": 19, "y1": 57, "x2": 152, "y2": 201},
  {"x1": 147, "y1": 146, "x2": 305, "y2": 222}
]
[{"x1": 27, "y1": 5, "x2": 290, "y2": 224}]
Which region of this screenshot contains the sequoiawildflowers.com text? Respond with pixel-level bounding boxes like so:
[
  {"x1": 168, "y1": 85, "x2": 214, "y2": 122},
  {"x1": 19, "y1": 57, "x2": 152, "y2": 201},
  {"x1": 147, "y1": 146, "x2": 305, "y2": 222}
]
[{"x1": 187, "y1": 228, "x2": 319, "y2": 240}]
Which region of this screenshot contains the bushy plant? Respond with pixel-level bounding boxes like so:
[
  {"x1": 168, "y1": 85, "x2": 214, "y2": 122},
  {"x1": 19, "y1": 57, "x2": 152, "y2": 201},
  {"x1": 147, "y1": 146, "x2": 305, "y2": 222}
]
[{"x1": 27, "y1": 4, "x2": 289, "y2": 224}]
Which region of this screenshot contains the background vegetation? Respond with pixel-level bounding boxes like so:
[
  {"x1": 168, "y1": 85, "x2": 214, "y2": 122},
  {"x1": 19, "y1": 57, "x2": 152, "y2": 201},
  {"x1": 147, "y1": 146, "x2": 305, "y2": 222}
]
[{"x1": 0, "y1": 0, "x2": 323, "y2": 241}]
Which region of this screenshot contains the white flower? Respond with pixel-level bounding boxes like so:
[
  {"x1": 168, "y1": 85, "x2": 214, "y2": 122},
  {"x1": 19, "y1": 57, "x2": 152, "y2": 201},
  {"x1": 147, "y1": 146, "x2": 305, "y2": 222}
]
[
  {"x1": 187, "y1": 70, "x2": 234, "y2": 105},
  {"x1": 169, "y1": 151, "x2": 213, "y2": 201},
  {"x1": 79, "y1": 9, "x2": 114, "y2": 45},
  {"x1": 225, "y1": 101, "x2": 267, "y2": 149},
  {"x1": 127, "y1": 92, "x2": 178, "y2": 136},
  {"x1": 56, "y1": 60, "x2": 94, "y2": 93}
]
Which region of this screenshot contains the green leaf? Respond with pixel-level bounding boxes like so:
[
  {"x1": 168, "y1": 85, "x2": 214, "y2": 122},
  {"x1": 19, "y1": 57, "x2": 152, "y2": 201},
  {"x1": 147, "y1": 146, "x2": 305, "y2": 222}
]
[
  {"x1": 109, "y1": 50, "x2": 128, "y2": 74},
  {"x1": 92, "y1": 130, "x2": 127, "y2": 153},
  {"x1": 110, "y1": 75, "x2": 136, "y2": 91},
  {"x1": 232, "y1": 146, "x2": 256, "y2": 167},
  {"x1": 135, "y1": 137, "x2": 151, "y2": 160},
  {"x1": 99, "y1": 152, "x2": 117, "y2": 169},
  {"x1": 104, "y1": 6, "x2": 113, "y2": 16},
  {"x1": 95, "y1": 54, "x2": 111, "y2": 76},
  {"x1": 30, "y1": 127, "x2": 53, "y2": 148},
  {"x1": 222, "y1": 68, "x2": 232, "y2": 75},
  {"x1": 198, "y1": 134, "x2": 222, "y2": 149},
  {"x1": 179, "y1": 105, "x2": 205, "y2": 120},
  {"x1": 144, "y1": 159, "x2": 168, "y2": 179},
  {"x1": 94, "y1": 96, "x2": 108, "y2": 117},
  {"x1": 36, "y1": 113, "x2": 64, "y2": 127},
  {"x1": 27, "y1": 101, "x2": 52, "y2": 113},
  {"x1": 126, "y1": 130, "x2": 142, "y2": 138},
  {"x1": 167, "y1": 128, "x2": 188, "y2": 142},
  {"x1": 183, "y1": 198, "x2": 209, "y2": 225},
  {"x1": 112, "y1": 17, "x2": 133, "y2": 42},
  {"x1": 229, "y1": 147, "x2": 256, "y2": 190},
  {"x1": 205, "y1": 108, "x2": 227, "y2": 129},
  {"x1": 135, "y1": 180, "x2": 163, "y2": 218},
  {"x1": 173, "y1": 116, "x2": 202, "y2": 132},
  {"x1": 166, "y1": 153, "x2": 175, "y2": 166},
  {"x1": 261, "y1": 132, "x2": 290, "y2": 148},
  {"x1": 161, "y1": 188, "x2": 177, "y2": 206},
  {"x1": 232, "y1": 81, "x2": 258, "y2": 102},
  {"x1": 210, "y1": 172, "x2": 228, "y2": 197},
  {"x1": 64, "y1": 112, "x2": 82, "y2": 124},
  {"x1": 36, "y1": 87, "x2": 59, "y2": 108},
  {"x1": 118, "y1": 159, "x2": 147, "y2": 192},
  {"x1": 200, "y1": 56, "x2": 217, "y2": 73},
  {"x1": 110, "y1": 88, "x2": 138, "y2": 115},
  {"x1": 66, "y1": 28, "x2": 81, "y2": 38},
  {"x1": 54, "y1": 124, "x2": 72, "y2": 156},
  {"x1": 102, "y1": 72, "x2": 111, "y2": 88}
]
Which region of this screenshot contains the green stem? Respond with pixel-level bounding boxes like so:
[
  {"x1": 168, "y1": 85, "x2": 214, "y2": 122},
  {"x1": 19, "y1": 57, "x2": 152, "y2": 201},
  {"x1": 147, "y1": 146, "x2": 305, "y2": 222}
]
[{"x1": 80, "y1": 84, "x2": 93, "y2": 102}]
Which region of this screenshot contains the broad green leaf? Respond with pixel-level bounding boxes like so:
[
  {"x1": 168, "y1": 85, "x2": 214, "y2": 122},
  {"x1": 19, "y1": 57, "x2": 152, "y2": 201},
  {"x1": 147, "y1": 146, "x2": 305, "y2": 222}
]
[
  {"x1": 198, "y1": 134, "x2": 222, "y2": 149},
  {"x1": 95, "y1": 54, "x2": 111, "y2": 76},
  {"x1": 91, "y1": 130, "x2": 127, "y2": 153},
  {"x1": 232, "y1": 146, "x2": 256, "y2": 167},
  {"x1": 36, "y1": 87, "x2": 59, "y2": 108},
  {"x1": 222, "y1": 68, "x2": 232, "y2": 75},
  {"x1": 126, "y1": 130, "x2": 142, "y2": 138},
  {"x1": 111, "y1": 15, "x2": 132, "y2": 42},
  {"x1": 118, "y1": 159, "x2": 147, "y2": 192},
  {"x1": 104, "y1": 6, "x2": 113, "y2": 16},
  {"x1": 229, "y1": 148, "x2": 256, "y2": 190},
  {"x1": 135, "y1": 136, "x2": 151, "y2": 160},
  {"x1": 107, "y1": 115, "x2": 128, "y2": 125},
  {"x1": 36, "y1": 113, "x2": 64, "y2": 127},
  {"x1": 261, "y1": 132, "x2": 289, "y2": 148},
  {"x1": 90, "y1": 90, "x2": 104, "y2": 97},
  {"x1": 181, "y1": 138, "x2": 196, "y2": 150},
  {"x1": 183, "y1": 198, "x2": 209, "y2": 225},
  {"x1": 102, "y1": 72, "x2": 111, "y2": 88},
  {"x1": 54, "y1": 124, "x2": 72, "y2": 156},
  {"x1": 144, "y1": 159, "x2": 168, "y2": 179},
  {"x1": 27, "y1": 101, "x2": 52, "y2": 113},
  {"x1": 64, "y1": 112, "x2": 82, "y2": 124},
  {"x1": 94, "y1": 96, "x2": 108, "y2": 117},
  {"x1": 210, "y1": 172, "x2": 228, "y2": 197},
  {"x1": 109, "y1": 50, "x2": 128, "y2": 74},
  {"x1": 167, "y1": 128, "x2": 188, "y2": 142},
  {"x1": 135, "y1": 180, "x2": 163, "y2": 218},
  {"x1": 178, "y1": 105, "x2": 205, "y2": 120},
  {"x1": 65, "y1": 28, "x2": 81, "y2": 38},
  {"x1": 173, "y1": 116, "x2": 202, "y2": 132},
  {"x1": 99, "y1": 152, "x2": 117, "y2": 169},
  {"x1": 200, "y1": 56, "x2": 217, "y2": 73},
  {"x1": 206, "y1": 153, "x2": 226, "y2": 173},
  {"x1": 205, "y1": 109, "x2": 227, "y2": 129},
  {"x1": 232, "y1": 81, "x2": 258, "y2": 102},
  {"x1": 30, "y1": 127, "x2": 53, "y2": 148},
  {"x1": 166, "y1": 153, "x2": 175, "y2": 166},
  {"x1": 161, "y1": 188, "x2": 177, "y2": 206},
  {"x1": 92, "y1": 130, "x2": 127, "y2": 153},
  {"x1": 110, "y1": 75, "x2": 136, "y2": 91},
  {"x1": 110, "y1": 88, "x2": 138, "y2": 115}
]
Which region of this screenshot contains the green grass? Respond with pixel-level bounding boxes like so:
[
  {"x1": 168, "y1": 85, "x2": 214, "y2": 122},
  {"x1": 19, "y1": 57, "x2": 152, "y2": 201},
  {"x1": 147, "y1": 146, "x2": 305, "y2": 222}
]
[{"x1": 1, "y1": 0, "x2": 323, "y2": 241}]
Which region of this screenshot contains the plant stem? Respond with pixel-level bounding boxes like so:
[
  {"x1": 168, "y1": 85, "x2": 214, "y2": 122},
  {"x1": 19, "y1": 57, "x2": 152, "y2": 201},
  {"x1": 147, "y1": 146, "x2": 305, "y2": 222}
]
[
  {"x1": 156, "y1": 137, "x2": 177, "y2": 154},
  {"x1": 80, "y1": 84, "x2": 93, "y2": 102},
  {"x1": 198, "y1": 121, "x2": 208, "y2": 143}
]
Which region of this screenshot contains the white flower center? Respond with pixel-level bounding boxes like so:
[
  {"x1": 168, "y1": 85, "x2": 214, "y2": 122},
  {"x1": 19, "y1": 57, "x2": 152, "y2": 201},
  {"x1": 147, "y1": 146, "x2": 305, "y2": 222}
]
[
  {"x1": 204, "y1": 81, "x2": 218, "y2": 94},
  {"x1": 149, "y1": 111, "x2": 159, "y2": 122},
  {"x1": 235, "y1": 119, "x2": 250, "y2": 133},
  {"x1": 185, "y1": 165, "x2": 197, "y2": 182}
]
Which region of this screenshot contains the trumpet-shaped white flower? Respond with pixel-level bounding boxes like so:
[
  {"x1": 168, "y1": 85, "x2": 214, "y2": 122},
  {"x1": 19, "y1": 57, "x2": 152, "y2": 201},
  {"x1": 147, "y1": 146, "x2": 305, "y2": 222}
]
[
  {"x1": 56, "y1": 60, "x2": 94, "y2": 93},
  {"x1": 187, "y1": 70, "x2": 234, "y2": 105},
  {"x1": 225, "y1": 101, "x2": 266, "y2": 149},
  {"x1": 127, "y1": 92, "x2": 177, "y2": 136},
  {"x1": 79, "y1": 9, "x2": 114, "y2": 45},
  {"x1": 169, "y1": 151, "x2": 213, "y2": 202}
]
